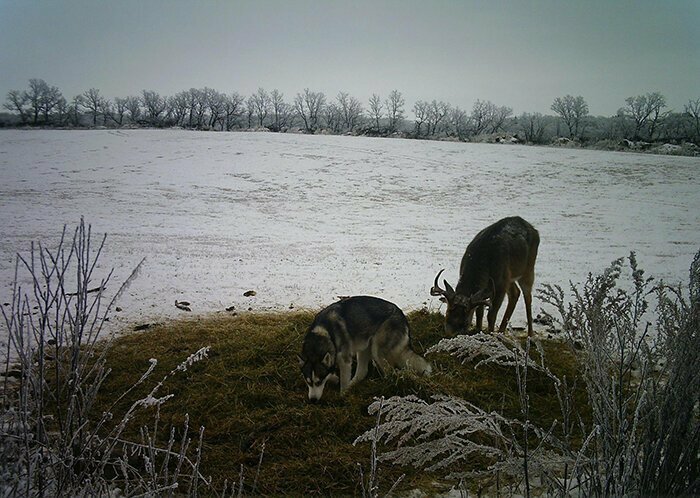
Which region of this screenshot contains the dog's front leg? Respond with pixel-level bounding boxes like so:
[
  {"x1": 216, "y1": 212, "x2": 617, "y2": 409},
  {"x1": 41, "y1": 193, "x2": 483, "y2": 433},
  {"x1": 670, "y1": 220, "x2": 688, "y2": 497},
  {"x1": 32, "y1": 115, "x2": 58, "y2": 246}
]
[{"x1": 337, "y1": 353, "x2": 353, "y2": 394}]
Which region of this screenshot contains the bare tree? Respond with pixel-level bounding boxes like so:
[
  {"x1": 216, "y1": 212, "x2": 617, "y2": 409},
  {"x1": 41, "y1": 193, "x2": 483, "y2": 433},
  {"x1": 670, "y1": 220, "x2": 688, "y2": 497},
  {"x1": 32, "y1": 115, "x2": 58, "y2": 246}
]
[
  {"x1": 426, "y1": 100, "x2": 450, "y2": 136},
  {"x1": 294, "y1": 88, "x2": 325, "y2": 133},
  {"x1": 469, "y1": 99, "x2": 494, "y2": 136},
  {"x1": 23, "y1": 79, "x2": 62, "y2": 125},
  {"x1": 168, "y1": 92, "x2": 189, "y2": 127},
  {"x1": 488, "y1": 105, "x2": 513, "y2": 134},
  {"x1": 685, "y1": 98, "x2": 700, "y2": 144},
  {"x1": 4, "y1": 89, "x2": 29, "y2": 123},
  {"x1": 250, "y1": 87, "x2": 271, "y2": 127},
  {"x1": 53, "y1": 96, "x2": 69, "y2": 126},
  {"x1": 97, "y1": 98, "x2": 113, "y2": 126},
  {"x1": 621, "y1": 92, "x2": 667, "y2": 140},
  {"x1": 67, "y1": 96, "x2": 82, "y2": 127},
  {"x1": 269, "y1": 89, "x2": 286, "y2": 131},
  {"x1": 80, "y1": 88, "x2": 104, "y2": 126},
  {"x1": 24, "y1": 79, "x2": 46, "y2": 125},
  {"x1": 336, "y1": 91, "x2": 363, "y2": 132},
  {"x1": 551, "y1": 94, "x2": 589, "y2": 139},
  {"x1": 385, "y1": 90, "x2": 405, "y2": 133},
  {"x1": 293, "y1": 93, "x2": 307, "y2": 132},
  {"x1": 194, "y1": 88, "x2": 210, "y2": 127},
  {"x1": 324, "y1": 102, "x2": 342, "y2": 133},
  {"x1": 245, "y1": 96, "x2": 255, "y2": 128},
  {"x1": 206, "y1": 89, "x2": 226, "y2": 129},
  {"x1": 658, "y1": 112, "x2": 691, "y2": 143},
  {"x1": 519, "y1": 112, "x2": 547, "y2": 144},
  {"x1": 224, "y1": 92, "x2": 245, "y2": 131},
  {"x1": 141, "y1": 90, "x2": 167, "y2": 126},
  {"x1": 448, "y1": 106, "x2": 469, "y2": 140},
  {"x1": 179, "y1": 88, "x2": 215, "y2": 129},
  {"x1": 124, "y1": 95, "x2": 142, "y2": 124},
  {"x1": 39, "y1": 83, "x2": 63, "y2": 124},
  {"x1": 184, "y1": 88, "x2": 202, "y2": 128},
  {"x1": 111, "y1": 97, "x2": 128, "y2": 126},
  {"x1": 368, "y1": 94, "x2": 383, "y2": 131},
  {"x1": 645, "y1": 92, "x2": 667, "y2": 140},
  {"x1": 413, "y1": 100, "x2": 429, "y2": 137}
]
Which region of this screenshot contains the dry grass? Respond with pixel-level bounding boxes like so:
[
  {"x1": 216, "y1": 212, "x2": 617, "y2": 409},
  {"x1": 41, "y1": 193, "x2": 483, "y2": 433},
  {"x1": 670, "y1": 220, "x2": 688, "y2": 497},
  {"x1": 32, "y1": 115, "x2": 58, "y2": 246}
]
[{"x1": 93, "y1": 309, "x2": 587, "y2": 495}]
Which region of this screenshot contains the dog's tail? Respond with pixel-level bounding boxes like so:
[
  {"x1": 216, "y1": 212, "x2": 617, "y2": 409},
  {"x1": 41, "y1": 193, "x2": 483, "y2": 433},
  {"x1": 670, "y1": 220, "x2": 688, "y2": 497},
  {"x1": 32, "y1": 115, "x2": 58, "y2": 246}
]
[
  {"x1": 399, "y1": 348, "x2": 432, "y2": 376},
  {"x1": 403, "y1": 323, "x2": 432, "y2": 376}
]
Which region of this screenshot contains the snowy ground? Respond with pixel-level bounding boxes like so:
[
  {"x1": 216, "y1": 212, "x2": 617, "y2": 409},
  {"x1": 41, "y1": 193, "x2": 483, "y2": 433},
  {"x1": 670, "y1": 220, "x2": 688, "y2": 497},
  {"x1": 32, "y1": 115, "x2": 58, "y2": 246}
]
[{"x1": 1, "y1": 129, "x2": 699, "y2": 342}]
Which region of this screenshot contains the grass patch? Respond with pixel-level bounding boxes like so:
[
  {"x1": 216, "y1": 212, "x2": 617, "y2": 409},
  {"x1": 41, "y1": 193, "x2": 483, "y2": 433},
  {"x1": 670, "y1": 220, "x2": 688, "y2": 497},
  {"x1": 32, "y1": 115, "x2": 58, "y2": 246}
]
[{"x1": 94, "y1": 309, "x2": 588, "y2": 495}]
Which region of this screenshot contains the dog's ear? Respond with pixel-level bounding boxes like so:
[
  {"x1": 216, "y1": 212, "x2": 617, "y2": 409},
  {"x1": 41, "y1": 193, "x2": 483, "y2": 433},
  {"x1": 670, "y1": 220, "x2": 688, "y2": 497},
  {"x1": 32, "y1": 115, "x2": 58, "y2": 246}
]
[
  {"x1": 297, "y1": 354, "x2": 306, "y2": 368},
  {"x1": 322, "y1": 352, "x2": 333, "y2": 368}
]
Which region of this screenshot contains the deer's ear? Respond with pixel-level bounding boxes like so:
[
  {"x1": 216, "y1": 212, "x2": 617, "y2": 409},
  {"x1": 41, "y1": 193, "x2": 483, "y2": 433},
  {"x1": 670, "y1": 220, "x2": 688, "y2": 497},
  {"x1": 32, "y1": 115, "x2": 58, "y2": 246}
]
[
  {"x1": 470, "y1": 288, "x2": 492, "y2": 307},
  {"x1": 444, "y1": 280, "x2": 455, "y2": 297},
  {"x1": 454, "y1": 294, "x2": 470, "y2": 306}
]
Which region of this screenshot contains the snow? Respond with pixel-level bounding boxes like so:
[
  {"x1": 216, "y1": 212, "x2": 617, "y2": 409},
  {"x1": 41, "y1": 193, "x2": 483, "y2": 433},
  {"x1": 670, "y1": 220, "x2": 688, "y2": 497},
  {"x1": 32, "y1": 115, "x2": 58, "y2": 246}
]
[{"x1": 1, "y1": 129, "x2": 699, "y2": 342}]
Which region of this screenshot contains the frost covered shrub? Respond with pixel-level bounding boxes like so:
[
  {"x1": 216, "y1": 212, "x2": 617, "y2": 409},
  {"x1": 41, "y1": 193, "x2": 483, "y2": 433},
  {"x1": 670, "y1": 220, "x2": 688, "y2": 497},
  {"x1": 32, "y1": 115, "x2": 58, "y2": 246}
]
[
  {"x1": 540, "y1": 251, "x2": 700, "y2": 496},
  {"x1": 355, "y1": 333, "x2": 590, "y2": 496},
  {"x1": 356, "y1": 251, "x2": 700, "y2": 497},
  {"x1": 0, "y1": 220, "x2": 232, "y2": 497}
]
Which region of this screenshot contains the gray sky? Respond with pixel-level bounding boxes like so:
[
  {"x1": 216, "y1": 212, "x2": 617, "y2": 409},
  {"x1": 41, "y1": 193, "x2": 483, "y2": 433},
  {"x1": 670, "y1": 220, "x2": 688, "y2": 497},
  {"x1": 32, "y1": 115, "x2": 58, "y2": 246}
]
[{"x1": 1, "y1": 0, "x2": 698, "y2": 116}]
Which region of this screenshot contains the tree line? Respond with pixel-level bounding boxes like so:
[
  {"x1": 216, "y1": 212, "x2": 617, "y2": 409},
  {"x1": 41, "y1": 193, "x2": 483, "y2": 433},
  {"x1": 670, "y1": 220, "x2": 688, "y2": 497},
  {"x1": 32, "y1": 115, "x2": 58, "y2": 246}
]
[{"x1": 3, "y1": 78, "x2": 700, "y2": 146}]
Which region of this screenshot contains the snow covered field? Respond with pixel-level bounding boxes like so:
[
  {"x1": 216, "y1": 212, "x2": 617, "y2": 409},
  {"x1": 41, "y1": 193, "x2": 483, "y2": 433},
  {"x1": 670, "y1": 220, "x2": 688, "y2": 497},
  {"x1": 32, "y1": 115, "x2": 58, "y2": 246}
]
[{"x1": 1, "y1": 129, "x2": 699, "y2": 339}]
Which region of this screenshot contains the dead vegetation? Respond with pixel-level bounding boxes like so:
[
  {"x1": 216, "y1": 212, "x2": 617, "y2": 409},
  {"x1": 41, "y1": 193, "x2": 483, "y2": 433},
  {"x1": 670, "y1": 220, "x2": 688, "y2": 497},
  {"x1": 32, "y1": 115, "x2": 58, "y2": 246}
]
[{"x1": 90, "y1": 310, "x2": 586, "y2": 495}]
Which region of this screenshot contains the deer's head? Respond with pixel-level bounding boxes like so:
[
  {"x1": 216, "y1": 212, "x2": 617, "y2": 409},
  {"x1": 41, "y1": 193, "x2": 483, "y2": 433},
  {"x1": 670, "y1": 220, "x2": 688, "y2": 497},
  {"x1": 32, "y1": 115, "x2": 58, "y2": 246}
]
[{"x1": 430, "y1": 269, "x2": 492, "y2": 335}]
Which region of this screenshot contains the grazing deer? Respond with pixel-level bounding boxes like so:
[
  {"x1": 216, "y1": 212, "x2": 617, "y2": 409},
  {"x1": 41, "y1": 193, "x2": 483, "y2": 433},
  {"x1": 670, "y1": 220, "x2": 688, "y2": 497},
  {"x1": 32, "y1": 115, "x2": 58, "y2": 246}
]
[{"x1": 431, "y1": 216, "x2": 539, "y2": 336}]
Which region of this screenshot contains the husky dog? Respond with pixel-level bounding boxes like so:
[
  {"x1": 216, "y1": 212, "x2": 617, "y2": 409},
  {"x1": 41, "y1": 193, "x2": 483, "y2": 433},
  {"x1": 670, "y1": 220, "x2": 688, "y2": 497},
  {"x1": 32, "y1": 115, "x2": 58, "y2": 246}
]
[{"x1": 298, "y1": 296, "x2": 432, "y2": 402}]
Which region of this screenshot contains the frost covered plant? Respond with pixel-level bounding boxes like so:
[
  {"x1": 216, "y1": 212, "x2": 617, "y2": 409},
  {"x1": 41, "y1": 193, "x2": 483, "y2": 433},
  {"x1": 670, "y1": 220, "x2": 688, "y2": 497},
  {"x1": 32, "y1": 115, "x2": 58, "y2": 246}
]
[
  {"x1": 356, "y1": 397, "x2": 405, "y2": 498},
  {"x1": 0, "y1": 220, "x2": 227, "y2": 497},
  {"x1": 539, "y1": 250, "x2": 700, "y2": 497},
  {"x1": 355, "y1": 337, "x2": 591, "y2": 497},
  {"x1": 428, "y1": 330, "x2": 553, "y2": 375},
  {"x1": 356, "y1": 251, "x2": 700, "y2": 497}
]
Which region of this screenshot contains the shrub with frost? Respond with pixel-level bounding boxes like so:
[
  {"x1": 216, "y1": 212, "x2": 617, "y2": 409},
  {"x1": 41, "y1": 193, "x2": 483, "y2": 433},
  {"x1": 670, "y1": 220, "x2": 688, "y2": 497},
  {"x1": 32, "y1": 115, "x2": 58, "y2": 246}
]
[
  {"x1": 356, "y1": 250, "x2": 700, "y2": 497},
  {"x1": 0, "y1": 220, "x2": 235, "y2": 497}
]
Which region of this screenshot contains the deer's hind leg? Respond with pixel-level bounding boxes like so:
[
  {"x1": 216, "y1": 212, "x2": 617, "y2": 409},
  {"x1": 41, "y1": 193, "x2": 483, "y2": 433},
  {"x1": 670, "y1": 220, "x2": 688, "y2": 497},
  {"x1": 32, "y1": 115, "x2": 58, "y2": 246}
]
[
  {"x1": 487, "y1": 285, "x2": 507, "y2": 332},
  {"x1": 498, "y1": 282, "x2": 521, "y2": 332},
  {"x1": 519, "y1": 271, "x2": 535, "y2": 336}
]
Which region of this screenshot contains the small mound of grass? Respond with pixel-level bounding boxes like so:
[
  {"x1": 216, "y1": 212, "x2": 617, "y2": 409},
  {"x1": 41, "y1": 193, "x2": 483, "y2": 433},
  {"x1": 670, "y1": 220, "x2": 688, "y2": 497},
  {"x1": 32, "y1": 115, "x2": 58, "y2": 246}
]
[{"x1": 95, "y1": 309, "x2": 587, "y2": 495}]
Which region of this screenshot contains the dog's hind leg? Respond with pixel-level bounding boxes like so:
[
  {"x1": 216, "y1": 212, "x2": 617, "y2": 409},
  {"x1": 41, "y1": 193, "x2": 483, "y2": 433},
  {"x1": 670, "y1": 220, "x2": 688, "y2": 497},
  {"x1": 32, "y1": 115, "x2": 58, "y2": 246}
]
[
  {"x1": 350, "y1": 347, "x2": 371, "y2": 386},
  {"x1": 383, "y1": 324, "x2": 432, "y2": 376},
  {"x1": 370, "y1": 338, "x2": 392, "y2": 376}
]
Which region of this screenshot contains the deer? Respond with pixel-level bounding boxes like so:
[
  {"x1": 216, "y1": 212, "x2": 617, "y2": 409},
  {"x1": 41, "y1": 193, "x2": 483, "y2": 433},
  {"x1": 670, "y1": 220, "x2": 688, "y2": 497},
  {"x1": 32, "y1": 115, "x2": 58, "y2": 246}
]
[{"x1": 430, "y1": 216, "x2": 539, "y2": 336}]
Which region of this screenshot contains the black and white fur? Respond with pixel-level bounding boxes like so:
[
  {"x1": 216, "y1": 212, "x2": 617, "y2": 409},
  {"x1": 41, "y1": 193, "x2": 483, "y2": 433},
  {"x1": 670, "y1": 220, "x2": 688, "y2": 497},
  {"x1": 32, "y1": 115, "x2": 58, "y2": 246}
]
[{"x1": 298, "y1": 296, "x2": 432, "y2": 401}]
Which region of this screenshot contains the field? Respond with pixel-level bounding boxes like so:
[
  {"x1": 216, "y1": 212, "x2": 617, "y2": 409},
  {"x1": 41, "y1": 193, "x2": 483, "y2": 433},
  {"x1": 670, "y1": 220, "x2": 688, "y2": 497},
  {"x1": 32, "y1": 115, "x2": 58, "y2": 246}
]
[
  {"x1": 1, "y1": 129, "x2": 699, "y2": 340},
  {"x1": 1, "y1": 129, "x2": 699, "y2": 494}
]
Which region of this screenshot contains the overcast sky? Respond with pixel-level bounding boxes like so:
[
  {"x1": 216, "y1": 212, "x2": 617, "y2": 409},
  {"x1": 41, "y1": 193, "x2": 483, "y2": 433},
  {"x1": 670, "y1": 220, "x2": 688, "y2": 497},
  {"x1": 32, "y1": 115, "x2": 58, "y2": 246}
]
[{"x1": 0, "y1": 0, "x2": 698, "y2": 116}]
